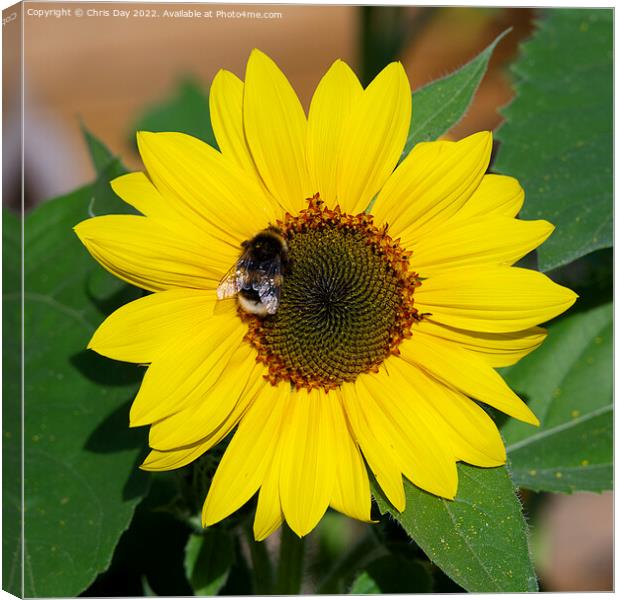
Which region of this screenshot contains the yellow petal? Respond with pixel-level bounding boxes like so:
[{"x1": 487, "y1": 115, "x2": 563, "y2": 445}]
[
  {"x1": 360, "y1": 368, "x2": 458, "y2": 499},
  {"x1": 400, "y1": 331, "x2": 539, "y2": 425},
  {"x1": 110, "y1": 171, "x2": 167, "y2": 218},
  {"x1": 210, "y1": 69, "x2": 259, "y2": 176},
  {"x1": 202, "y1": 383, "x2": 289, "y2": 527},
  {"x1": 129, "y1": 301, "x2": 246, "y2": 427},
  {"x1": 74, "y1": 215, "x2": 228, "y2": 292},
  {"x1": 385, "y1": 357, "x2": 506, "y2": 467},
  {"x1": 415, "y1": 319, "x2": 547, "y2": 367},
  {"x1": 141, "y1": 373, "x2": 263, "y2": 474},
  {"x1": 148, "y1": 344, "x2": 264, "y2": 450},
  {"x1": 243, "y1": 49, "x2": 311, "y2": 214},
  {"x1": 141, "y1": 378, "x2": 260, "y2": 473},
  {"x1": 110, "y1": 171, "x2": 237, "y2": 260},
  {"x1": 373, "y1": 132, "x2": 492, "y2": 241},
  {"x1": 411, "y1": 216, "x2": 554, "y2": 276},
  {"x1": 415, "y1": 266, "x2": 578, "y2": 333},
  {"x1": 306, "y1": 60, "x2": 363, "y2": 208},
  {"x1": 337, "y1": 62, "x2": 411, "y2": 214},
  {"x1": 329, "y1": 395, "x2": 372, "y2": 522},
  {"x1": 452, "y1": 174, "x2": 525, "y2": 221},
  {"x1": 137, "y1": 131, "x2": 280, "y2": 247},
  {"x1": 140, "y1": 442, "x2": 211, "y2": 472},
  {"x1": 339, "y1": 382, "x2": 405, "y2": 512},
  {"x1": 254, "y1": 433, "x2": 285, "y2": 541},
  {"x1": 89, "y1": 289, "x2": 214, "y2": 363},
  {"x1": 279, "y1": 388, "x2": 336, "y2": 537}
]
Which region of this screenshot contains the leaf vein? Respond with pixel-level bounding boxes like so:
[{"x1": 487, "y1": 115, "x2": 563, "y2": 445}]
[{"x1": 507, "y1": 404, "x2": 611, "y2": 454}]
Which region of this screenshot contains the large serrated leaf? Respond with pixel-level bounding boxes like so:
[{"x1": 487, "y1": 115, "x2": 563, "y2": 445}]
[
  {"x1": 501, "y1": 302, "x2": 612, "y2": 494},
  {"x1": 373, "y1": 465, "x2": 537, "y2": 592},
  {"x1": 403, "y1": 30, "x2": 507, "y2": 155},
  {"x1": 495, "y1": 9, "x2": 612, "y2": 272},
  {"x1": 22, "y1": 139, "x2": 149, "y2": 596}
]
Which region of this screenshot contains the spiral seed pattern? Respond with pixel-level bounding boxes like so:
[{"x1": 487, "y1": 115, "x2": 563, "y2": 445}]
[{"x1": 244, "y1": 196, "x2": 421, "y2": 391}]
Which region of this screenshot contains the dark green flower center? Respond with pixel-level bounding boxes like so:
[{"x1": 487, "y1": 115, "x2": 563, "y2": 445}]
[{"x1": 244, "y1": 196, "x2": 421, "y2": 391}]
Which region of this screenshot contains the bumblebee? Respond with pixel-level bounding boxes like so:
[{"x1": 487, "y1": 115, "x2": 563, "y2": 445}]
[{"x1": 217, "y1": 227, "x2": 290, "y2": 316}]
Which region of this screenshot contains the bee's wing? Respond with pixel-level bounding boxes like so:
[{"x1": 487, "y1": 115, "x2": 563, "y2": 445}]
[
  {"x1": 216, "y1": 259, "x2": 252, "y2": 300},
  {"x1": 216, "y1": 265, "x2": 241, "y2": 300},
  {"x1": 255, "y1": 255, "x2": 282, "y2": 315}
]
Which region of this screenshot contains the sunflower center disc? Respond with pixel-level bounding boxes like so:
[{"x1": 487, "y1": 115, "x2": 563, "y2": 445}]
[{"x1": 245, "y1": 195, "x2": 421, "y2": 391}]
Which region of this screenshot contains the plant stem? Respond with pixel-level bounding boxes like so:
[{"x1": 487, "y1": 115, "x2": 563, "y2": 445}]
[
  {"x1": 244, "y1": 523, "x2": 274, "y2": 595},
  {"x1": 316, "y1": 529, "x2": 385, "y2": 594},
  {"x1": 275, "y1": 524, "x2": 305, "y2": 594}
]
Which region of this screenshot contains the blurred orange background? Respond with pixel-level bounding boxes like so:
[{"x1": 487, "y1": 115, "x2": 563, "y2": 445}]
[
  {"x1": 3, "y1": 2, "x2": 612, "y2": 591},
  {"x1": 8, "y1": 3, "x2": 536, "y2": 206}
]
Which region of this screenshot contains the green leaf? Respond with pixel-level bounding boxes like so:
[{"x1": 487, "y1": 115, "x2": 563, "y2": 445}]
[
  {"x1": 501, "y1": 302, "x2": 612, "y2": 493},
  {"x1": 141, "y1": 576, "x2": 157, "y2": 597},
  {"x1": 184, "y1": 529, "x2": 234, "y2": 595},
  {"x1": 133, "y1": 78, "x2": 217, "y2": 148},
  {"x1": 494, "y1": 9, "x2": 612, "y2": 272},
  {"x1": 349, "y1": 555, "x2": 432, "y2": 594},
  {"x1": 349, "y1": 571, "x2": 380, "y2": 594},
  {"x1": 22, "y1": 146, "x2": 149, "y2": 595},
  {"x1": 3, "y1": 209, "x2": 23, "y2": 597},
  {"x1": 79, "y1": 124, "x2": 131, "y2": 219},
  {"x1": 83, "y1": 474, "x2": 194, "y2": 596},
  {"x1": 404, "y1": 30, "x2": 508, "y2": 155},
  {"x1": 81, "y1": 122, "x2": 124, "y2": 174},
  {"x1": 373, "y1": 465, "x2": 537, "y2": 592}
]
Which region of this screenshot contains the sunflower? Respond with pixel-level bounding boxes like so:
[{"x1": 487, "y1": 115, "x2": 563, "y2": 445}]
[{"x1": 75, "y1": 49, "x2": 577, "y2": 540}]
